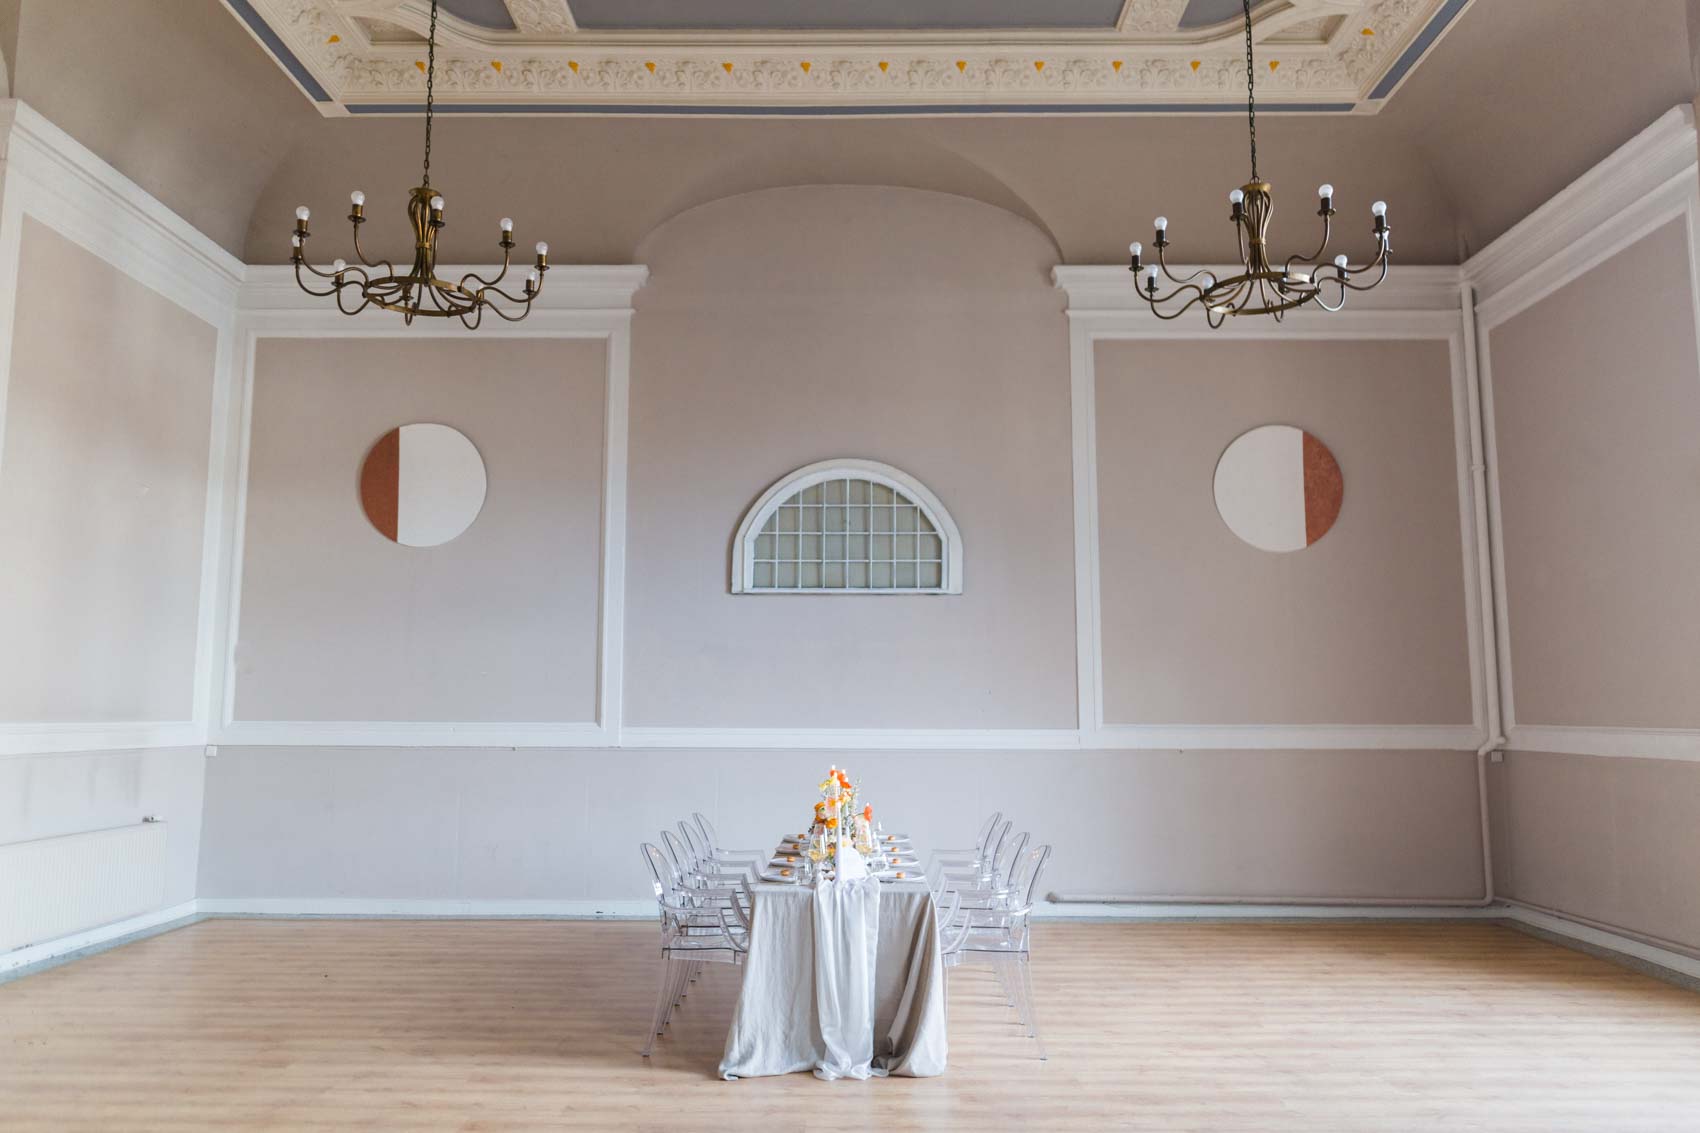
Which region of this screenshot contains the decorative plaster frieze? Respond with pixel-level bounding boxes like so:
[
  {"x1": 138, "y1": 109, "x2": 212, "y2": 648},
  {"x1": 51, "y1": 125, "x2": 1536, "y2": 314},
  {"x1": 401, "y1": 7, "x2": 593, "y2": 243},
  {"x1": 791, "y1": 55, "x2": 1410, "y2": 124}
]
[{"x1": 234, "y1": 0, "x2": 1457, "y2": 112}]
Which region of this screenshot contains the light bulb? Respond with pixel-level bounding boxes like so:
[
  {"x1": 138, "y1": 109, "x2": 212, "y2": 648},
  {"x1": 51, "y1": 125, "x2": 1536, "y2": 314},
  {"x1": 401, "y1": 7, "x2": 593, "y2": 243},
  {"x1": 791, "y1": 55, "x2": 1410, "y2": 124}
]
[
  {"x1": 430, "y1": 195, "x2": 445, "y2": 211},
  {"x1": 1144, "y1": 266, "x2": 1158, "y2": 284},
  {"x1": 535, "y1": 241, "x2": 549, "y2": 256},
  {"x1": 1154, "y1": 216, "x2": 1169, "y2": 232},
  {"x1": 1371, "y1": 200, "x2": 1388, "y2": 216},
  {"x1": 1228, "y1": 189, "x2": 1244, "y2": 205},
  {"x1": 350, "y1": 190, "x2": 365, "y2": 206},
  {"x1": 527, "y1": 269, "x2": 540, "y2": 288},
  {"x1": 295, "y1": 205, "x2": 310, "y2": 221},
  {"x1": 1201, "y1": 272, "x2": 1216, "y2": 288},
  {"x1": 1288, "y1": 271, "x2": 1312, "y2": 284},
  {"x1": 1318, "y1": 184, "x2": 1334, "y2": 199},
  {"x1": 500, "y1": 217, "x2": 514, "y2": 232},
  {"x1": 1128, "y1": 241, "x2": 1142, "y2": 257},
  {"x1": 332, "y1": 258, "x2": 346, "y2": 272},
  {"x1": 290, "y1": 234, "x2": 301, "y2": 247},
  {"x1": 1334, "y1": 254, "x2": 1349, "y2": 268}
]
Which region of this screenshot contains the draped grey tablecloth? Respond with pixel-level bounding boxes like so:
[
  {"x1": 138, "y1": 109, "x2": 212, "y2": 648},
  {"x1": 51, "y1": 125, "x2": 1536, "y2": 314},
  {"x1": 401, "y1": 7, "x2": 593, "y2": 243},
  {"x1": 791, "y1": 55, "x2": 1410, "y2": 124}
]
[{"x1": 718, "y1": 877, "x2": 947, "y2": 1080}]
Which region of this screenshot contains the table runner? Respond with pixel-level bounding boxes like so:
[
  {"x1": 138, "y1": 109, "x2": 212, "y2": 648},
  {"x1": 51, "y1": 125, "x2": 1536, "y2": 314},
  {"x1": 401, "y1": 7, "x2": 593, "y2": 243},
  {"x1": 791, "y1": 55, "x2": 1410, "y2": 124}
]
[{"x1": 718, "y1": 877, "x2": 947, "y2": 1080}]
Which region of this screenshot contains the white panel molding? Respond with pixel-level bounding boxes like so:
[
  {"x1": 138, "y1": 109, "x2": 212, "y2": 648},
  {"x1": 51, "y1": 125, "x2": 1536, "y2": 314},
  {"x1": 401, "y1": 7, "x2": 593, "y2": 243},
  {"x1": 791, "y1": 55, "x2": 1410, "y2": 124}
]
[
  {"x1": 1088, "y1": 724, "x2": 1482, "y2": 751},
  {"x1": 621, "y1": 727, "x2": 1081, "y2": 751},
  {"x1": 212, "y1": 270, "x2": 646, "y2": 750},
  {"x1": 197, "y1": 898, "x2": 654, "y2": 918},
  {"x1": 0, "y1": 723, "x2": 205, "y2": 759},
  {"x1": 1468, "y1": 103, "x2": 1700, "y2": 763},
  {"x1": 1055, "y1": 268, "x2": 1488, "y2": 756},
  {"x1": 0, "y1": 99, "x2": 241, "y2": 759},
  {"x1": 1467, "y1": 103, "x2": 1700, "y2": 325},
  {"x1": 1505, "y1": 726, "x2": 1700, "y2": 763}
]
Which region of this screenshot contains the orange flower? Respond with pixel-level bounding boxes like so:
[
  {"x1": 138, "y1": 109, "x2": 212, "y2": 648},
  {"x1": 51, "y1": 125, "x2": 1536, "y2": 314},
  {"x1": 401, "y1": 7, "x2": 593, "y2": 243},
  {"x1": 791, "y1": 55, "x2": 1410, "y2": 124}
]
[
  {"x1": 825, "y1": 817, "x2": 838, "y2": 828},
  {"x1": 862, "y1": 805, "x2": 873, "y2": 821}
]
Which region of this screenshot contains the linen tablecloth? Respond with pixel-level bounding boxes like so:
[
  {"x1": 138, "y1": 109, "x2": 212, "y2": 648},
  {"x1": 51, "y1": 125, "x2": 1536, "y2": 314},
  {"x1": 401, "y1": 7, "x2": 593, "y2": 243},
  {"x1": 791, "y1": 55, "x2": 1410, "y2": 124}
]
[{"x1": 718, "y1": 877, "x2": 947, "y2": 1080}]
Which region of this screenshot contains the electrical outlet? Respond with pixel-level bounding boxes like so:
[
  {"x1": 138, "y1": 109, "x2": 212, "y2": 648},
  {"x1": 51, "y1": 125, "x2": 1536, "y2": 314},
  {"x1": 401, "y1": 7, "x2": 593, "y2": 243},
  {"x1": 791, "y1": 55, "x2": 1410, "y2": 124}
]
[{"x1": 204, "y1": 744, "x2": 219, "y2": 758}]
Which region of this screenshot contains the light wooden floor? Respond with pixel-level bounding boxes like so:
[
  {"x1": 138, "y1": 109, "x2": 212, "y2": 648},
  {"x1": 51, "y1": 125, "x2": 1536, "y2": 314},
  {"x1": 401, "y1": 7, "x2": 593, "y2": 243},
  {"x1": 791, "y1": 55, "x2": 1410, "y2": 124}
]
[{"x1": 3, "y1": 919, "x2": 1699, "y2": 1131}]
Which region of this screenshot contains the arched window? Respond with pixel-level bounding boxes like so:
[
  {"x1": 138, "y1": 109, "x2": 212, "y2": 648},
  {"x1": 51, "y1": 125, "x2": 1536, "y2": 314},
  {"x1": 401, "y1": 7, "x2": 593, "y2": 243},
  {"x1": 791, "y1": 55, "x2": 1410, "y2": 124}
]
[{"x1": 732, "y1": 459, "x2": 963, "y2": 594}]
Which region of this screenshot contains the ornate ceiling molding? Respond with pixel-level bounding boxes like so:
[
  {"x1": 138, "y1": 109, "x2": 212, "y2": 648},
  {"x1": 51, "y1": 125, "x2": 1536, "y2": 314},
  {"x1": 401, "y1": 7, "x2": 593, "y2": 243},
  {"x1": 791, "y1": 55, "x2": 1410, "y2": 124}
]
[{"x1": 228, "y1": 0, "x2": 1467, "y2": 114}]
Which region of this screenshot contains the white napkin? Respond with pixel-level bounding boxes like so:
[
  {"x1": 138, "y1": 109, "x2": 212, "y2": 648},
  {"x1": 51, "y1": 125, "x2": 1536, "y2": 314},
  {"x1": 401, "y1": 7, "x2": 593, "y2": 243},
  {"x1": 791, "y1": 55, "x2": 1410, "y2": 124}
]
[{"x1": 835, "y1": 832, "x2": 869, "y2": 882}]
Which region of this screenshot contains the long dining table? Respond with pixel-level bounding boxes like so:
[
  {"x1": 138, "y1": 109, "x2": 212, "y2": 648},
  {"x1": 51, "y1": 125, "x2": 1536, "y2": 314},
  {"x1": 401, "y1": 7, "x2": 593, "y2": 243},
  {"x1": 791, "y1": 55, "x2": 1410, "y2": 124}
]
[{"x1": 717, "y1": 834, "x2": 948, "y2": 1081}]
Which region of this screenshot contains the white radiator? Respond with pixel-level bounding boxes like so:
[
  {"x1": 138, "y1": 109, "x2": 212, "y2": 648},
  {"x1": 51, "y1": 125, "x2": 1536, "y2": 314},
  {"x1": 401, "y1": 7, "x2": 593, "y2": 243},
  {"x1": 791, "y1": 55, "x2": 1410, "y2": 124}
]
[{"x1": 0, "y1": 822, "x2": 169, "y2": 953}]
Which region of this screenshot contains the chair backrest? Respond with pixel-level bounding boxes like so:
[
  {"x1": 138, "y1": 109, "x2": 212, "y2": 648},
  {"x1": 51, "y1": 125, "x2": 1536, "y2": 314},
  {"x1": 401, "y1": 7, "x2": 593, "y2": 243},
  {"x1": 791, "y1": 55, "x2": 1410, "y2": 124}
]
[
  {"x1": 993, "y1": 830, "x2": 1030, "y2": 886},
  {"x1": 693, "y1": 811, "x2": 718, "y2": 850},
  {"x1": 1012, "y1": 844, "x2": 1052, "y2": 910},
  {"x1": 983, "y1": 819, "x2": 1013, "y2": 865},
  {"x1": 660, "y1": 828, "x2": 693, "y2": 876},
  {"x1": 640, "y1": 842, "x2": 677, "y2": 904},
  {"x1": 974, "y1": 811, "x2": 1002, "y2": 850},
  {"x1": 678, "y1": 819, "x2": 708, "y2": 863}
]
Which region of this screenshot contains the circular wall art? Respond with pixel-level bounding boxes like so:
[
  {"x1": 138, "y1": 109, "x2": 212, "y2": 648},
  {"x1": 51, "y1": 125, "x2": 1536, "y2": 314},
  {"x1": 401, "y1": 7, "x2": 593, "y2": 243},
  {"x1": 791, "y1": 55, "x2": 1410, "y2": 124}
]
[
  {"x1": 358, "y1": 423, "x2": 487, "y2": 547},
  {"x1": 1213, "y1": 424, "x2": 1344, "y2": 553}
]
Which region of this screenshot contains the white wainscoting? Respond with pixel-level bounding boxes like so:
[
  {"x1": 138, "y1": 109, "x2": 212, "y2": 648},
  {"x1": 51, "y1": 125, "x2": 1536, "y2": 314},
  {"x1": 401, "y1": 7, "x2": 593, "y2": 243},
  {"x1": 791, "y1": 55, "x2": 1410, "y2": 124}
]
[
  {"x1": 0, "y1": 99, "x2": 241, "y2": 758},
  {"x1": 1466, "y1": 102, "x2": 1700, "y2": 763}
]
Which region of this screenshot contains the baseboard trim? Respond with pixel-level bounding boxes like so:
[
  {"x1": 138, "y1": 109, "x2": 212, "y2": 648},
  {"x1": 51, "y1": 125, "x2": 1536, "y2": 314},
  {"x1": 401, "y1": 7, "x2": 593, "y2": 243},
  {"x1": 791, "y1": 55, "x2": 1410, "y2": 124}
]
[
  {"x1": 0, "y1": 901, "x2": 201, "y2": 977},
  {"x1": 195, "y1": 897, "x2": 655, "y2": 919},
  {"x1": 11, "y1": 898, "x2": 1696, "y2": 995},
  {"x1": 1499, "y1": 902, "x2": 1700, "y2": 983}
]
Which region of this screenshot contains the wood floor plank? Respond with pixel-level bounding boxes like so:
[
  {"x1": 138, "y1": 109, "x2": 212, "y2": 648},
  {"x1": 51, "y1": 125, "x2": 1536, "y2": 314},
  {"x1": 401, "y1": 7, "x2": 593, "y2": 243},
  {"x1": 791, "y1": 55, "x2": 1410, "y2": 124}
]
[{"x1": 1, "y1": 920, "x2": 1698, "y2": 1131}]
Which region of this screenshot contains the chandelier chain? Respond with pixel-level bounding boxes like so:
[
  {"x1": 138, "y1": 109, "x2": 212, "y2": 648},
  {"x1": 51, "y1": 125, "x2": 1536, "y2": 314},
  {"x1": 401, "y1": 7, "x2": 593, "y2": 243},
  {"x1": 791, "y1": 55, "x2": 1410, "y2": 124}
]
[
  {"x1": 416, "y1": 0, "x2": 431, "y2": 187},
  {"x1": 1244, "y1": 0, "x2": 1257, "y2": 182}
]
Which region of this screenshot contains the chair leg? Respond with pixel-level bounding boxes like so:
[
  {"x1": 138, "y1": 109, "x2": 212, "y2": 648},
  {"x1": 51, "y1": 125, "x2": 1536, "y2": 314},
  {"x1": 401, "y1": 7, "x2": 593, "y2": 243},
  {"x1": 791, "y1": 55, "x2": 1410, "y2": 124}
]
[
  {"x1": 1017, "y1": 955, "x2": 1046, "y2": 1060},
  {"x1": 641, "y1": 955, "x2": 674, "y2": 1056}
]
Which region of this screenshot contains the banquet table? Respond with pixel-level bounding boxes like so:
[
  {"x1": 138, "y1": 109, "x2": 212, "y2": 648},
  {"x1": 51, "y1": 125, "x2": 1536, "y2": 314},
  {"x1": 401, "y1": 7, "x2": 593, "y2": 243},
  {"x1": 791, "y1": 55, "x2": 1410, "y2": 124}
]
[{"x1": 717, "y1": 857, "x2": 948, "y2": 1080}]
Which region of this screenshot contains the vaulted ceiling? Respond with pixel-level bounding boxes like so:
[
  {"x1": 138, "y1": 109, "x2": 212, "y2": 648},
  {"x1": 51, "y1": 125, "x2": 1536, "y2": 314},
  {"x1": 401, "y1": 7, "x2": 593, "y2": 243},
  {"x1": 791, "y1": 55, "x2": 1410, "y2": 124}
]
[{"x1": 2, "y1": 0, "x2": 1695, "y2": 268}]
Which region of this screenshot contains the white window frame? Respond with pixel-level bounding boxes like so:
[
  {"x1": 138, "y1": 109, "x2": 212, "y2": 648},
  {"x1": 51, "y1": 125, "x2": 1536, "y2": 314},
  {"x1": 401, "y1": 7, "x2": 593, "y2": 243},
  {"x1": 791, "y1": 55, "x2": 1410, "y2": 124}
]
[{"x1": 731, "y1": 458, "x2": 964, "y2": 595}]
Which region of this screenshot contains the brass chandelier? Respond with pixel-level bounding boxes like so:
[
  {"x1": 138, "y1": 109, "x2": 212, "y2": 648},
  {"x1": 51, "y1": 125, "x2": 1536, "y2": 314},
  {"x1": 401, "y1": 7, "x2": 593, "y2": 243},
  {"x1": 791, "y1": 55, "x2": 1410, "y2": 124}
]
[
  {"x1": 1128, "y1": 0, "x2": 1390, "y2": 325},
  {"x1": 289, "y1": 0, "x2": 549, "y2": 326}
]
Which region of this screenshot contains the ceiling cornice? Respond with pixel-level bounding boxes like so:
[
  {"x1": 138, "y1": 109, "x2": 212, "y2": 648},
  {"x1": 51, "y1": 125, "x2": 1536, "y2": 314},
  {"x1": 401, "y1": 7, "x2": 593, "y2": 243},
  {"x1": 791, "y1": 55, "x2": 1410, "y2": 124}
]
[{"x1": 224, "y1": 0, "x2": 1471, "y2": 116}]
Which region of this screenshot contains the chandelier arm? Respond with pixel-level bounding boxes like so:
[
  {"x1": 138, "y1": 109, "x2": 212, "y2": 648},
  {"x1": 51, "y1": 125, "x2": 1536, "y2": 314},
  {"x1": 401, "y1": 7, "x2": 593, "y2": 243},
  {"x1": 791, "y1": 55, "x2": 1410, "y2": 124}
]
[
  {"x1": 350, "y1": 226, "x2": 397, "y2": 276},
  {"x1": 459, "y1": 244, "x2": 514, "y2": 291},
  {"x1": 1283, "y1": 214, "x2": 1333, "y2": 276},
  {"x1": 481, "y1": 283, "x2": 540, "y2": 306},
  {"x1": 1142, "y1": 284, "x2": 1214, "y2": 320},
  {"x1": 1339, "y1": 256, "x2": 1391, "y2": 292},
  {"x1": 1154, "y1": 243, "x2": 1217, "y2": 287},
  {"x1": 292, "y1": 261, "x2": 343, "y2": 298},
  {"x1": 335, "y1": 283, "x2": 375, "y2": 318},
  {"x1": 1312, "y1": 279, "x2": 1349, "y2": 312},
  {"x1": 484, "y1": 296, "x2": 537, "y2": 323}
]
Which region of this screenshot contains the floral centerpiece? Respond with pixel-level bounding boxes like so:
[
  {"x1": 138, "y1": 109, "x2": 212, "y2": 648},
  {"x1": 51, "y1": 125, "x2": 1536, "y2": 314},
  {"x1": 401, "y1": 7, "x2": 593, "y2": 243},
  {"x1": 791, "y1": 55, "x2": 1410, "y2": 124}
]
[{"x1": 809, "y1": 765, "x2": 875, "y2": 871}]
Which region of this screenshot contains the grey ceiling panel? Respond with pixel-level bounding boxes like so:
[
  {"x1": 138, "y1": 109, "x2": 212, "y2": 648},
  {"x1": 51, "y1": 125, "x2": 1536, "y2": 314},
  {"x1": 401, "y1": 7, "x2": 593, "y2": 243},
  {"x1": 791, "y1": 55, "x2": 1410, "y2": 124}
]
[
  {"x1": 1179, "y1": 0, "x2": 1264, "y2": 30},
  {"x1": 569, "y1": 0, "x2": 1125, "y2": 31},
  {"x1": 440, "y1": 0, "x2": 516, "y2": 30}
]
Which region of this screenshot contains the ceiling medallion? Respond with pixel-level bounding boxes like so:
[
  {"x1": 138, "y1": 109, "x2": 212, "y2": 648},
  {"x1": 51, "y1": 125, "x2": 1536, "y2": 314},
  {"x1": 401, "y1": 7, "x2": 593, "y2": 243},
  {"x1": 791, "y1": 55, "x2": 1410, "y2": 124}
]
[
  {"x1": 289, "y1": 0, "x2": 550, "y2": 326},
  {"x1": 1128, "y1": 0, "x2": 1390, "y2": 326}
]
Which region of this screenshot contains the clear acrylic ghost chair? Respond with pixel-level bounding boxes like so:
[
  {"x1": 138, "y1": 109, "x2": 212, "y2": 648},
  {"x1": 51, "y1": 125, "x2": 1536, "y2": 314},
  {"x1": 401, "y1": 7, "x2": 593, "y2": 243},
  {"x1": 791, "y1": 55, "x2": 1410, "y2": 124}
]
[
  {"x1": 941, "y1": 830, "x2": 1029, "y2": 907},
  {"x1": 662, "y1": 827, "x2": 748, "y2": 890},
  {"x1": 679, "y1": 819, "x2": 759, "y2": 882},
  {"x1": 926, "y1": 811, "x2": 1002, "y2": 872},
  {"x1": 640, "y1": 842, "x2": 750, "y2": 1057},
  {"x1": 692, "y1": 812, "x2": 767, "y2": 864},
  {"x1": 930, "y1": 818, "x2": 1011, "y2": 890},
  {"x1": 938, "y1": 843, "x2": 1051, "y2": 1060}
]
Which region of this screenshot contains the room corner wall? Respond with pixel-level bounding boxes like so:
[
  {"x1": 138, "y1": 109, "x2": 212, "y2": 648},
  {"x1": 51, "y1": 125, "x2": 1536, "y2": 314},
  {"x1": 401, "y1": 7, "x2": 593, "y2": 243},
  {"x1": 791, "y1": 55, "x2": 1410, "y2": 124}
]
[
  {"x1": 1470, "y1": 104, "x2": 1700, "y2": 954},
  {"x1": 0, "y1": 99, "x2": 241, "y2": 961}
]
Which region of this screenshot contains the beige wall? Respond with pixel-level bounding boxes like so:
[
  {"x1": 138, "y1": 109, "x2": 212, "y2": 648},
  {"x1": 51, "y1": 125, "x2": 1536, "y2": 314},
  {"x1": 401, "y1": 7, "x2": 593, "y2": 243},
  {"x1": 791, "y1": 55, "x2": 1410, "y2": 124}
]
[
  {"x1": 234, "y1": 337, "x2": 606, "y2": 723},
  {"x1": 1095, "y1": 338, "x2": 1473, "y2": 726},
  {"x1": 1488, "y1": 220, "x2": 1700, "y2": 729},
  {"x1": 1491, "y1": 750, "x2": 1700, "y2": 949},
  {"x1": 623, "y1": 186, "x2": 1078, "y2": 729},
  {"x1": 1485, "y1": 218, "x2": 1700, "y2": 952},
  {"x1": 0, "y1": 218, "x2": 215, "y2": 721},
  {"x1": 197, "y1": 745, "x2": 1487, "y2": 904}
]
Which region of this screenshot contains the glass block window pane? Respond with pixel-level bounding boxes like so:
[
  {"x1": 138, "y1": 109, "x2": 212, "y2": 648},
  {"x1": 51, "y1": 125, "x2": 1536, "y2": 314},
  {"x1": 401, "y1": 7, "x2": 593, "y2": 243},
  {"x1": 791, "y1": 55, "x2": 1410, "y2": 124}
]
[{"x1": 739, "y1": 466, "x2": 959, "y2": 593}]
